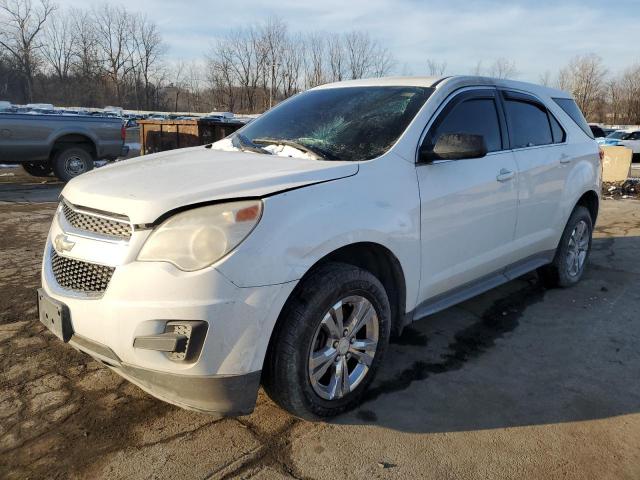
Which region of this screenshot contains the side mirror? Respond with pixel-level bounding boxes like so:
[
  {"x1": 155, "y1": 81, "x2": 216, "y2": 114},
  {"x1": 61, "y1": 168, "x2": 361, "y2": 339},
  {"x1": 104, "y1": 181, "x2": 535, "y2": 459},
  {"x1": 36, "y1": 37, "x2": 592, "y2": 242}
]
[{"x1": 420, "y1": 133, "x2": 488, "y2": 162}]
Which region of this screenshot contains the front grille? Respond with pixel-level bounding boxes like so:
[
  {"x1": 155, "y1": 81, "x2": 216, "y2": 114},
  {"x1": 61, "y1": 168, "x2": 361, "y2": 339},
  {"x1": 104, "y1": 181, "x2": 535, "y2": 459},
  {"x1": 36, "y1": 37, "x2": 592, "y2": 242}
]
[
  {"x1": 61, "y1": 201, "x2": 132, "y2": 240},
  {"x1": 51, "y1": 250, "x2": 115, "y2": 294}
]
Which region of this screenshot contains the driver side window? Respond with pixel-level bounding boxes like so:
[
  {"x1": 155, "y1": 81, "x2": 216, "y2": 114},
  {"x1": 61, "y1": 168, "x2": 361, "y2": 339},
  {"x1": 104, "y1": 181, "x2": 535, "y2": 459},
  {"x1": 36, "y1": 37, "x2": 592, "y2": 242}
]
[{"x1": 424, "y1": 97, "x2": 503, "y2": 154}]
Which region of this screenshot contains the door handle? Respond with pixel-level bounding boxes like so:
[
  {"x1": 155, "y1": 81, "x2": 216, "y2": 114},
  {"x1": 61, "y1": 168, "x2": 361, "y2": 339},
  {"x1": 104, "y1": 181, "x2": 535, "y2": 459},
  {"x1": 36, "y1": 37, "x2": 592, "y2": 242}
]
[
  {"x1": 496, "y1": 168, "x2": 515, "y2": 182},
  {"x1": 560, "y1": 154, "x2": 571, "y2": 164}
]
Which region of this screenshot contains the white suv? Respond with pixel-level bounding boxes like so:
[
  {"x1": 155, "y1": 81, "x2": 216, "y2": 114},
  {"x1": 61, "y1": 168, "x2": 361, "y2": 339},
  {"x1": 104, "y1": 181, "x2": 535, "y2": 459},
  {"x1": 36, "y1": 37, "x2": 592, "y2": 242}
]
[{"x1": 38, "y1": 76, "x2": 601, "y2": 418}]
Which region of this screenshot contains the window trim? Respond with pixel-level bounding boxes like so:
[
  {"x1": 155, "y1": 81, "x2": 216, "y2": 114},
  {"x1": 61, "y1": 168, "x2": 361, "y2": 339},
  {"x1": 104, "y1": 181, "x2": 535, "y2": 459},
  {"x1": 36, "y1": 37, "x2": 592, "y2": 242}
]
[
  {"x1": 415, "y1": 86, "x2": 508, "y2": 165},
  {"x1": 500, "y1": 89, "x2": 567, "y2": 151}
]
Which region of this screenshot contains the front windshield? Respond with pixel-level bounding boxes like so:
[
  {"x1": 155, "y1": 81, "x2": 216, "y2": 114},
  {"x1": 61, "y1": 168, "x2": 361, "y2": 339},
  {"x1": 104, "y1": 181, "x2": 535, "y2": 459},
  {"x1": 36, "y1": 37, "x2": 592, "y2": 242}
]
[
  {"x1": 226, "y1": 86, "x2": 433, "y2": 161},
  {"x1": 607, "y1": 131, "x2": 627, "y2": 139}
]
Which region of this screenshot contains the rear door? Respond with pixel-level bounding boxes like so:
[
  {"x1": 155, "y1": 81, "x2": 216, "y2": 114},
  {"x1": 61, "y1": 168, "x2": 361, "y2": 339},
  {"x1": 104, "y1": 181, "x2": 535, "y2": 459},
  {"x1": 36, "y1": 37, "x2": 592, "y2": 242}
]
[
  {"x1": 415, "y1": 88, "x2": 519, "y2": 301},
  {"x1": 500, "y1": 90, "x2": 567, "y2": 258}
]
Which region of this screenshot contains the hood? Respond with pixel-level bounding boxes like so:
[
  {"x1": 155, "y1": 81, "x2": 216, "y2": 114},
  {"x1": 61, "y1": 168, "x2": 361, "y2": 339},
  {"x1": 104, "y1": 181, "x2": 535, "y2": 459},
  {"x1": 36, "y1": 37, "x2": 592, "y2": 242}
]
[{"x1": 62, "y1": 146, "x2": 358, "y2": 224}]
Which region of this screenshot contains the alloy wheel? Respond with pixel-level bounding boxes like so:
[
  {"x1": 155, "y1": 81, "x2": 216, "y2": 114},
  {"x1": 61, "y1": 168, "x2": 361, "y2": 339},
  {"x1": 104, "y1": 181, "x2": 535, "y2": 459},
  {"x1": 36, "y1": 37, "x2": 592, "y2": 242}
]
[
  {"x1": 308, "y1": 295, "x2": 379, "y2": 400},
  {"x1": 566, "y1": 219, "x2": 590, "y2": 277}
]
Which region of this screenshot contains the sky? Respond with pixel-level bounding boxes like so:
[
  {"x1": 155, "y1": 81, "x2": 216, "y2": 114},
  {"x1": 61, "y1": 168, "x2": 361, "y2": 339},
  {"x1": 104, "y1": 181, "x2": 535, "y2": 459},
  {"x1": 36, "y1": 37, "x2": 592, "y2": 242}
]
[{"x1": 57, "y1": 0, "x2": 638, "y2": 81}]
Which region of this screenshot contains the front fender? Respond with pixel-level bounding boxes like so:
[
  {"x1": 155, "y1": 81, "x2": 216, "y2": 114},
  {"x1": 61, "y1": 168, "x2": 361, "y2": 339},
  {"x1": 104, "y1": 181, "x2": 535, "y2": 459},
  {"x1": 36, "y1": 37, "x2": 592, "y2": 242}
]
[{"x1": 215, "y1": 154, "x2": 422, "y2": 312}]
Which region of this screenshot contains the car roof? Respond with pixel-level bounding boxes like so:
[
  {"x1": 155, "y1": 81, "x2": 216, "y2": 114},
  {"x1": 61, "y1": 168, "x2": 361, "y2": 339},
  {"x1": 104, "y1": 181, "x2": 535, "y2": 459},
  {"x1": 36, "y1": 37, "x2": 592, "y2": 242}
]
[{"x1": 312, "y1": 75, "x2": 572, "y2": 99}]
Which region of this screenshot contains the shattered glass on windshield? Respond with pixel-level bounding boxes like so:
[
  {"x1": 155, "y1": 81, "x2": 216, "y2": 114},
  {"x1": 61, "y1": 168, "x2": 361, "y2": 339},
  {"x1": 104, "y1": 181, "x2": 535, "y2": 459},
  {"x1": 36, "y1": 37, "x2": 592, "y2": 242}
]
[{"x1": 215, "y1": 86, "x2": 433, "y2": 161}]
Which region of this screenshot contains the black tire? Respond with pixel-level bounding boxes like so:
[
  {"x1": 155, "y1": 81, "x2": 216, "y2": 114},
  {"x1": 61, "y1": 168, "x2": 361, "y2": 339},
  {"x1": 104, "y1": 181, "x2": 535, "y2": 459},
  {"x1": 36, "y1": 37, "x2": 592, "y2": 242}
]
[
  {"x1": 52, "y1": 146, "x2": 94, "y2": 182},
  {"x1": 538, "y1": 206, "x2": 593, "y2": 288},
  {"x1": 21, "y1": 162, "x2": 53, "y2": 177},
  {"x1": 263, "y1": 262, "x2": 391, "y2": 419}
]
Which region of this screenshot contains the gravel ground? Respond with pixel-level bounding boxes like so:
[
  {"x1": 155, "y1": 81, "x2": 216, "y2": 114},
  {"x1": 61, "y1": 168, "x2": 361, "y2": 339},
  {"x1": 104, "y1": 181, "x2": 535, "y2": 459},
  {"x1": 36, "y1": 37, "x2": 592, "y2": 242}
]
[{"x1": 1, "y1": 174, "x2": 639, "y2": 479}]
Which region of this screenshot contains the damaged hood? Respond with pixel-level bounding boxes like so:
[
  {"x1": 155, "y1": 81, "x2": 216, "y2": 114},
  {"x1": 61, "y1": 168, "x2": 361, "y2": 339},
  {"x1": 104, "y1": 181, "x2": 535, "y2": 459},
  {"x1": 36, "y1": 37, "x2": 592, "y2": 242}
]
[{"x1": 61, "y1": 146, "x2": 358, "y2": 224}]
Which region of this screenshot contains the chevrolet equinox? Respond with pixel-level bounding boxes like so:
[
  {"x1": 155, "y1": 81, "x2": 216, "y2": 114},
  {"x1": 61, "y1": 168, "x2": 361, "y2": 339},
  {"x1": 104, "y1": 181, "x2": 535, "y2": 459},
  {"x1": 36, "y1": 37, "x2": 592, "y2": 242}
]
[{"x1": 38, "y1": 76, "x2": 602, "y2": 419}]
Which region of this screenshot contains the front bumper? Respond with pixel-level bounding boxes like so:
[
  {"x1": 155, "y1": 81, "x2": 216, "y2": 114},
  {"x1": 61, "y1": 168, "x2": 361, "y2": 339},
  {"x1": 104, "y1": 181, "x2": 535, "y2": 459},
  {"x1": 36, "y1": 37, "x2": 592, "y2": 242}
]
[
  {"x1": 41, "y1": 222, "x2": 296, "y2": 414},
  {"x1": 69, "y1": 333, "x2": 260, "y2": 415}
]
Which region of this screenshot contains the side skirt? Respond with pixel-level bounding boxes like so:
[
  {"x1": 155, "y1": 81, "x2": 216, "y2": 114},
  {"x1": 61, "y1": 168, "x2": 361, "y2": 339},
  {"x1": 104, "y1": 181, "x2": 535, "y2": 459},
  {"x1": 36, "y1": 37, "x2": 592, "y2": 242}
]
[{"x1": 408, "y1": 250, "x2": 555, "y2": 324}]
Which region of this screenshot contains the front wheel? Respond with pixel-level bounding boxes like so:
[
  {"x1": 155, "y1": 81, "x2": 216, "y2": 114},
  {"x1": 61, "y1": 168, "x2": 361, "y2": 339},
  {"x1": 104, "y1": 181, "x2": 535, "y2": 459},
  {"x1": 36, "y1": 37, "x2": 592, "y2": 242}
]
[
  {"x1": 263, "y1": 262, "x2": 391, "y2": 419},
  {"x1": 21, "y1": 162, "x2": 53, "y2": 177},
  {"x1": 538, "y1": 205, "x2": 593, "y2": 288}
]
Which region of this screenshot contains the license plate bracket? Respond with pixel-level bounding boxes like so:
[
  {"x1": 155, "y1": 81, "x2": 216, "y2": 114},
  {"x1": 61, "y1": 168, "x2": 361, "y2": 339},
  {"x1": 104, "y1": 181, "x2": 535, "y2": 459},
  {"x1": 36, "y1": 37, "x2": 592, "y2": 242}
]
[{"x1": 37, "y1": 288, "x2": 73, "y2": 342}]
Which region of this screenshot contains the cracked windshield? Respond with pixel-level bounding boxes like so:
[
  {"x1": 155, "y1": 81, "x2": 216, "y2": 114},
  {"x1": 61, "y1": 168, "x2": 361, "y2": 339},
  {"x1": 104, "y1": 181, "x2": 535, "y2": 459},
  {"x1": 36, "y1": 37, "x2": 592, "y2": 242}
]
[{"x1": 212, "y1": 86, "x2": 434, "y2": 161}]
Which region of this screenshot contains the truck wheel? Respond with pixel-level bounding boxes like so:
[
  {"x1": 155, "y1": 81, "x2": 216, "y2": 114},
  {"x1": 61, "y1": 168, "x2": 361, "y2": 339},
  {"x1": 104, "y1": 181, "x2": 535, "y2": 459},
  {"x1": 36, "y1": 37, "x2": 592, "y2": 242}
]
[
  {"x1": 538, "y1": 206, "x2": 593, "y2": 288},
  {"x1": 21, "y1": 162, "x2": 53, "y2": 177},
  {"x1": 263, "y1": 262, "x2": 391, "y2": 419},
  {"x1": 52, "y1": 146, "x2": 94, "y2": 182}
]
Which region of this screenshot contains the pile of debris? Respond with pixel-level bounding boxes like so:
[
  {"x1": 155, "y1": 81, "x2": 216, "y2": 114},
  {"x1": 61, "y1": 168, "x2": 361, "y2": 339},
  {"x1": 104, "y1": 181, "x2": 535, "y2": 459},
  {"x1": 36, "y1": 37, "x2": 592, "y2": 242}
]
[{"x1": 602, "y1": 179, "x2": 640, "y2": 199}]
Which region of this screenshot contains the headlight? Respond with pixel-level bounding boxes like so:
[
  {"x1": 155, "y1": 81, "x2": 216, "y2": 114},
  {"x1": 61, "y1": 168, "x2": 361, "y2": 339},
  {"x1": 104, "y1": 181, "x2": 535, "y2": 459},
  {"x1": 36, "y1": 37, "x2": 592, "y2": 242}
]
[{"x1": 137, "y1": 200, "x2": 262, "y2": 271}]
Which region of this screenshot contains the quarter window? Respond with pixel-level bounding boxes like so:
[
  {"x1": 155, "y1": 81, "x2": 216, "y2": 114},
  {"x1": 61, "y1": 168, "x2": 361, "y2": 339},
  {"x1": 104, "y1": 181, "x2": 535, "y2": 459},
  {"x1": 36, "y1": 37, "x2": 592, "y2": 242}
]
[
  {"x1": 505, "y1": 100, "x2": 553, "y2": 148},
  {"x1": 549, "y1": 114, "x2": 566, "y2": 143},
  {"x1": 427, "y1": 97, "x2": 502, "y2": 153}
]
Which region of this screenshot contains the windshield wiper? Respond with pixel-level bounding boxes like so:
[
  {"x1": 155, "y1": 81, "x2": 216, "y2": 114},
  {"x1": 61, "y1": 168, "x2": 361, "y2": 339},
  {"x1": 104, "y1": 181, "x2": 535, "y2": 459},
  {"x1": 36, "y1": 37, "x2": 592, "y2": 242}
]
[
  {"x1": 232, "y1": 133, "x2": 272, "y2": 155},
  {"x1": 252, "y1": 138, "x2": 333, "y2": 160}
]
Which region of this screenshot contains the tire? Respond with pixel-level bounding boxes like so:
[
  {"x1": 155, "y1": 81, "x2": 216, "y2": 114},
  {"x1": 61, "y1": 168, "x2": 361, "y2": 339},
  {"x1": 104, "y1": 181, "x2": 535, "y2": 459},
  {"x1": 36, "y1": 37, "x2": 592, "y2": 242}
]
[
  {"x1": 538, "y1": 206, "x2": 593, "y2": 288},
  {"x1": 52, "y1": 146, "x2": 94, "y2": 182},
  {"x1": 263, "y1": 262, "x2": 391, "y2": 419},
  {"x1": 21, "y1": 162, "x2": 53, "y2": 177}
]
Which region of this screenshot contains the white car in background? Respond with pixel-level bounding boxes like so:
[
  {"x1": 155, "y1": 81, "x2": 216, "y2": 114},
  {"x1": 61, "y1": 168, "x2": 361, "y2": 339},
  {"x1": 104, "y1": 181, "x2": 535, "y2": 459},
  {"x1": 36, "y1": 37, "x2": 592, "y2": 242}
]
[{"x1": 38, "y1": 76, "x2": 601, "y2": 419}]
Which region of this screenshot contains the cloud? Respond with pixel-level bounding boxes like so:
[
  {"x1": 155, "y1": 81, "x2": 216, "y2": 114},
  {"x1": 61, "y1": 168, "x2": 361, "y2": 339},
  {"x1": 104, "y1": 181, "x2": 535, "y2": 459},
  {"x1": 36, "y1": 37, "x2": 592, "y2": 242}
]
[{"x1": 55, "y1": 0, "x2": 637, "y2": 81}]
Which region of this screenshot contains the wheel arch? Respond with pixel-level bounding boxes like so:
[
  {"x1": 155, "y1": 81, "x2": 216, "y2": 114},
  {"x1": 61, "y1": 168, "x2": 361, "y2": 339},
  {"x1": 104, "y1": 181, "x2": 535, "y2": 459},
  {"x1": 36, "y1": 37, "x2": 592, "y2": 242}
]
[
  {"x1": 269, "y1": 242, "x2": 408, "y2": 346},
  {"x1": 49, "y1": 133, "x2": 97, "y2": 161},
  {"x1": 575, "y1": 189, "x2": 599, "y2": 225}
]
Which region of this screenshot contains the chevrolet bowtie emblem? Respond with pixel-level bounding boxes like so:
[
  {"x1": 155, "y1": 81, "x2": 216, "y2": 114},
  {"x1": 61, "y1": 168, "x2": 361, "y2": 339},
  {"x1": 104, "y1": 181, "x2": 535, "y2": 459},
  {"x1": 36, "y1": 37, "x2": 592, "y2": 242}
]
[{"x1": 54, "y1": 234, "x2": 75, "y2": 253}]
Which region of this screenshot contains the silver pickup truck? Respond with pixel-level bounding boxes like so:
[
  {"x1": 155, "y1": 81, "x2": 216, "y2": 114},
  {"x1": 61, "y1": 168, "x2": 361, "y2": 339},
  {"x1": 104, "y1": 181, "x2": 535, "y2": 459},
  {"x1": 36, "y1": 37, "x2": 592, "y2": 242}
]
[{"x1": 0, "y1": 113, "x2": 127, "y2": 181}]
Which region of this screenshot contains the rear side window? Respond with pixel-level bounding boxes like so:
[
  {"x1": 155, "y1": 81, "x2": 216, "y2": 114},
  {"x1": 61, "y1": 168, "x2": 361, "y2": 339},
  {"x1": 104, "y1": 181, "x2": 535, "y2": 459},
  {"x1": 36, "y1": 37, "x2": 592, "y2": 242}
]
[
  {"x1": 504, "y1": 100, "x2": 553, "y2": 148},
  {"x1": 429, "y1": 98, "x2": 502, "y2": 152},
  {"x1": 553, "y1": 98, "x2": 594, "y2": 139}
]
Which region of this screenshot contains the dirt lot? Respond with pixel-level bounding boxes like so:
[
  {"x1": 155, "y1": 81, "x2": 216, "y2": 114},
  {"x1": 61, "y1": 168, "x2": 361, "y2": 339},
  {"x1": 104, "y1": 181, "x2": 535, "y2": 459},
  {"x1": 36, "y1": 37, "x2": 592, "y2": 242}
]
[{"x1": 1, "y1": 169, "x2": 639, "y2": 479}]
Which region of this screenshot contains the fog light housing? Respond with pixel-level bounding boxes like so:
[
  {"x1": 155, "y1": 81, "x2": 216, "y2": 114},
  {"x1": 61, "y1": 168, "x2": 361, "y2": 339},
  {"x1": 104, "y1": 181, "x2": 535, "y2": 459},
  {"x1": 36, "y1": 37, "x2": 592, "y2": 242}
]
[
  {"x1": 133, "y1": 320, "x2": 207, "y2": 363},
  {"x1": 165, "y1": 321, "x2": 207, "y2": 362}
]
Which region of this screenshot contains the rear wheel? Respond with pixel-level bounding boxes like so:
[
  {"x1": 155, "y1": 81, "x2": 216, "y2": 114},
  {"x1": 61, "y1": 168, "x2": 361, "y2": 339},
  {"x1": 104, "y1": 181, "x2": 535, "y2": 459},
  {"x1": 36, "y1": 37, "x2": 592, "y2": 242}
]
[
  {"x1": 52, "y1": 146, "x2": 94, "y2": 182},
  {"x1": 263, "y1": 262, "x2": 391, "y2": 419},
  {"x1": 538, "y1": 206, "x2": 593, "y2": 288},
  {"x1": 21, "y1": 162, "x2": 53, "y2": 177}
]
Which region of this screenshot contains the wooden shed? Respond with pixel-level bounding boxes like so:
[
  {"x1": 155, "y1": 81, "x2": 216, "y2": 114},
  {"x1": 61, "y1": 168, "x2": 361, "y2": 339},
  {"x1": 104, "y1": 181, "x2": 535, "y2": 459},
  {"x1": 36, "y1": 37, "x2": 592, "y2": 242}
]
[{"x1": 138, "y1": 119, "x2": 244, "y2": 155}]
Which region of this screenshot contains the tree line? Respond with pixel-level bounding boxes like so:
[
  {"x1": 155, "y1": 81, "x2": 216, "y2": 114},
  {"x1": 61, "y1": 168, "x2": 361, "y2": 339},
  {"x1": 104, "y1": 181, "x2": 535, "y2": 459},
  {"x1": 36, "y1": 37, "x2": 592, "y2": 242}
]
[{"x1": 1, "y1": 0, "x2": 639, "y2": 123}]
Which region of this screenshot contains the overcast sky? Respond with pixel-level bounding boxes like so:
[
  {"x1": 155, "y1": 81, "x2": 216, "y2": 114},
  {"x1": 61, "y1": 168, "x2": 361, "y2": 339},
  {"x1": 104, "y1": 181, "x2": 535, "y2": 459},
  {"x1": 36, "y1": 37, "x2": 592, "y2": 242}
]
[{"x1": 58, "y1": 0, "x2": 637, "y2": 81}]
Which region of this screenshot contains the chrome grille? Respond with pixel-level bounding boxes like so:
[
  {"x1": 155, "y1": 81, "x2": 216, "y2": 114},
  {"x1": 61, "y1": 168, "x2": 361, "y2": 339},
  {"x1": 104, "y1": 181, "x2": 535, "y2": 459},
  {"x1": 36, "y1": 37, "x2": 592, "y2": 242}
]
[
  {"x1": 51, "y1": 250, "x2": 115, "y2": 294},
  {"x1": 61, "y1": 200, "x2": 132, "y2": 240}
]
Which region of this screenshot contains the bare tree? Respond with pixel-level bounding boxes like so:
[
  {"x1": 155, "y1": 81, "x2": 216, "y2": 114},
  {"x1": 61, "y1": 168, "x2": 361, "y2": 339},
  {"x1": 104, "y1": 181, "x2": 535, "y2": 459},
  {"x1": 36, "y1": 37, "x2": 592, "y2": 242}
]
[
  {"x1": 371, "y1": 46, "x2": 394, "y2": 77},
  {"x1": 343, "y1": 31, "x2": 394, "y2": 79},
  {"x1": 304, "y1": 32, "x2": 325, "y2": 88},
  {"x1": 132, "y1": 12, "x2": 165, "y2": 109},
  {"x1": 539, "y1": 70, "x2": 552, "y2": 87},
  {"x1": 344, "y1": 31, "x2": 374, "y2": 79},
  {"x1": 42, "y1": 7, "x2": 74, "y2": 82},
  {"x1": 259, "y1": 17, "x2": 286, "y2": 109},
  {"x1": 557, "y1": 53, "x2": 607, "y2": 118},
  {"x1": 426, "y1": 59, "x2": 447, "y2": 76},
  {"x1": 327, "y1": 34, "x2": 345, "y2": 82},
  {"x1": 616, "y1": 64, "x2": 640, "y2": 124},
  {"x1": 280, "y1": 33, "x2": 302, "y2": 98},
  {"x1": 472, "y1": 60, "x2": 483, "y2": 76},
  {"x1": 488, "y1": 57, "x2": 518, "y2": 79},
  {"x1": 70, "y1": 8, "x2": 97, "y2": 78},
  {"x1": 0, "y1": 0, "x2": 55, "y2": 102},
  {"x1": 93, "y1": 4, "x2": 135, "y2": 104}
]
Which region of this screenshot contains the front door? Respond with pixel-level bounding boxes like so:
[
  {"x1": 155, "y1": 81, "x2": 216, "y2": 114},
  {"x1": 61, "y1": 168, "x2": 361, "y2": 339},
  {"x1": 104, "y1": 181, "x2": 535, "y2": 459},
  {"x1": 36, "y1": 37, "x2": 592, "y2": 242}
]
[{"x1": 415, "y1": 88, "x2": 519, "y2": 302}]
